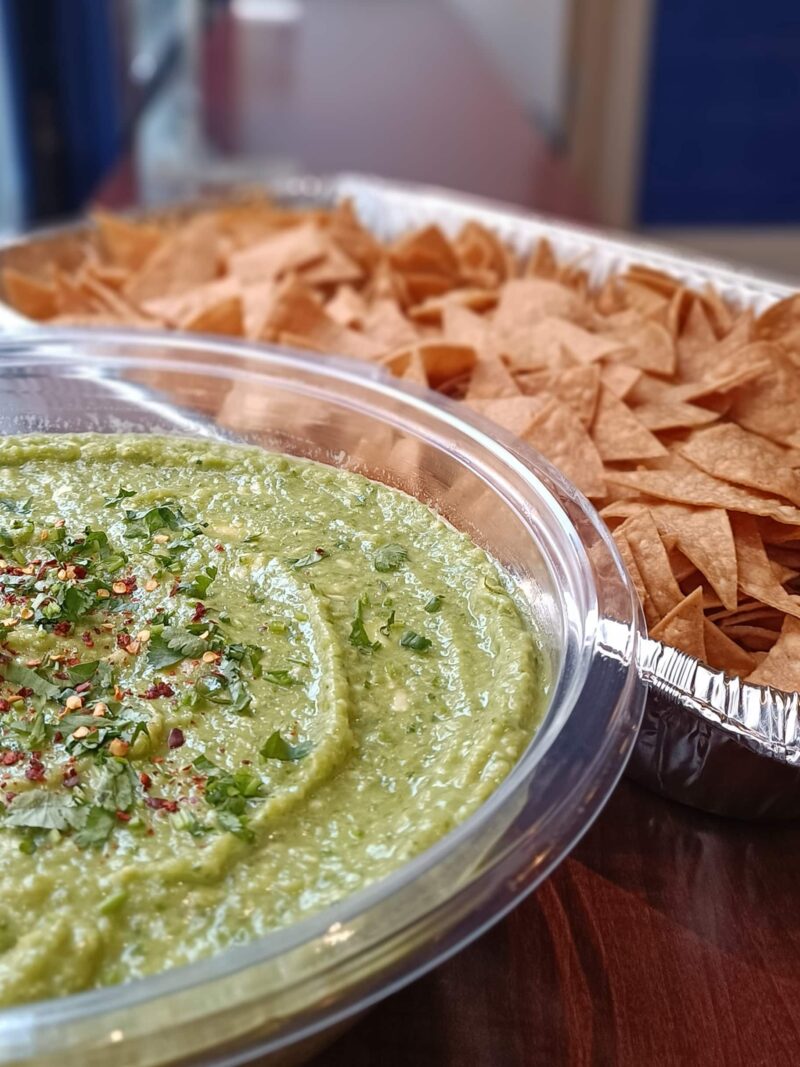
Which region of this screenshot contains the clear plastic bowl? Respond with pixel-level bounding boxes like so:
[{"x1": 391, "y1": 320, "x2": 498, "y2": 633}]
[{"x1": 0, "y1": 330, "x2": 645, "y2": 1066}]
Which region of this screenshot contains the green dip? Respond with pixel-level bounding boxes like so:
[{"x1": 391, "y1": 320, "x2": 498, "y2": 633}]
[{"x1": 0, "y1": 434, "x2": 545, "y2": 1005}]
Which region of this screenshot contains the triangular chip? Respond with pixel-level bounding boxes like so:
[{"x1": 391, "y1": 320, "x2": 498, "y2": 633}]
[
  {"x1": 2, "y1": 268, "x2": 57, "y2": 320},
  {"x1": 522, "y1": 398, "x2": 606, "y2": 499},
  {"x1": 591, "y1": 387, "x2": 667, "y2": 462},
  {"x1": 619, "y1": 510, "x2": 684, "y2": 625},
  {"x1": 680, "y1": 423, "x2": 800, "y2": 507},
  {"x1": 731, "y1": 513, "x2": 800, "y2": 619},
  {"x1": 181, "y1": 294, "x2": 243, "y2": 337},
  {"x1": 650, "y1": 586, "x2": 706, "y2": 661},
  {"x1": 702, "y1": 619, "x2": 757, "y2": 677},
  {"x1": 548, "y1": 363, "x2": 600, "y2": 427},
  {"x1": 262, "y1": 278, "x2": 384, "y2": 361},
  {"x1": 228, "y1": 221, "x2": 327, "y2": 285},
  {"x1": 94, "y1": 211, "x2": 163, "y2": 272},
  {"x1": 465, "y1": 396, "x2": 546, "y2": 437},
  {"x1": 647, "y1": 503, "x2": 737, "y2": 611},
  {"x1": 124, "y1": 217, "x2": 220, "y2": 305},
  {"x1": 746, "y1": 616, "x2": 800, "y2": 690},
  {"x1": 634, "y1": 401, "x2": 718, "y2": 432}
]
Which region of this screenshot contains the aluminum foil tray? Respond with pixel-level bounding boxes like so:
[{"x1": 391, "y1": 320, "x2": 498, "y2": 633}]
[{"x1": 0, "y1": 172, "x2": 798, "y2": 818}]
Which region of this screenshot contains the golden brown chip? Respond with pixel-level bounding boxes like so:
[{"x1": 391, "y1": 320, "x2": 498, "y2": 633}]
[
  {"x1": 633, "y1": 401, "x2": 718, "y2": 432},
  {"x1": 2, "y1": 268, "x2": 57, "y2": 320},
  {"x1": 391, "y1": 224, "x2": 460, "y2": 279},
  {"x1": 727, "y1": 346, "x2": 800, "y2": 444},
  {"x1": 647, "y1": 503, "x2": 738, "y2": 611},
  {"x1": 731, "y1": 513, "x2": 800, "y2": 619},
  {"x1": 181, "y1": 294, "x2": 243, "y2": 337},
  {"x1": 745, "y1": 616, "x2": 800, "y2": 688},
  {"x1": 547, "y1": 363, "x2": 600, "y2": 428},
  {"x1": 465, "y1": 396, "x2": 546, "y2": 437},
  {"x1": 606, "y1": 468, "x2": 800, "y2": 524},
  {"x1": 619, "y1": 511, "x2": 684, "y2": 625},
  {"x1": 362, "y1": 299, "x2": 419, "y2": 349},
  {"x1": 124, "y1": 217, "x2": 220, "y2": 305},
  {"x1": 93, "y1": 211, "x2": 163, "y2": 272},
  {"x1": 326, "y1": 285, "x2": 367, "y2": 328},
  {"x1": 493, "y1": 279, "x2": 587, "y2": 337},
  {"x1": 650, "y1": 586, "x2": 706, "y2": 660},
  {"x1": 680, "y1": 423, "x2": 800, "y2": 507},
  {"x1": 591, "y1": 387, "x2": 667, "y2": 462},
  {"x1": 606, "y1": 320, "x2": 676, "y2": 377},
  {"x1": 263, "y1": 278, "x2": 384, "y2": 361},
  {"x1": 522, "y1": 398, "x2": 606, "y2": 499},
  {"x1": 702, "y1": 619, "x2": 757, "y2": 676},
  {"x1": 381, "y1": 348, "x2": 428, "y2": 387},
  {"x1": 756, "y1": 293, "x2": 800, "y2": 342},
  {"x1": 227, "y1": 221, "x2": 327, "y2": 286},
  {"x1": 601, "y1": 363, "x2": 642, "y2": 400}
]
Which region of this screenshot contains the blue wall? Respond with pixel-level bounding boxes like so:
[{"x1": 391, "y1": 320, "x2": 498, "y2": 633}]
[{"x1": 639, "y1": 2, "x2": 800, "y2": 225}]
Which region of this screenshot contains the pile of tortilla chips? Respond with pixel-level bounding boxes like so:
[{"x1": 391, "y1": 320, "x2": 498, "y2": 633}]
[{"x1": 5, "y1": 198, "x2": 800, "y2": 691}]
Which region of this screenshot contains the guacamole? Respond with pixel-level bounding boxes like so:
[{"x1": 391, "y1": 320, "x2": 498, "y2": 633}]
[{"x1": 0, "y1": 434, "x2": 545, "y2": 1005}]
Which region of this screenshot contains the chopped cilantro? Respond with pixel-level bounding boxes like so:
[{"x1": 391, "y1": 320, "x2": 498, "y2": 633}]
[
  {"x1": 4, "y1": 790, "x2": 75, "y2": 831},
  {"x1": 205, "y1": 769, "x2": 262, "y2": 815},
  {"x1": 178, "y1": 565, "x2": 217, "y2": 599},
  {"x1": 263, "y1": 668, "x2": 299, "y2": 687},
  {"x1": 193, "y1": 754, "x2": 218, "y2": 774},
  {"x1": 379, "y1": 609, "x2": 396, "y2": 637},
  {"x1": 349, "y1": 598, "x2": 380, "y2": 651},
  {"x1": 67, "y1": 660, "x2": 100, "y2": 685},
  {"x1": 374, "y1": 543, "x2": 408, "y2": 572},
  {"x1": 424, "y1": 595, "x2": 444, "y2": 613},
  {"x1": 148, "y1": 626, "x2": 207, "y2": 669},
  {"x1": 400, "y1": 630, "x2": 432, "y2": 652},
  {"x1": 95, "y1": 760, "x2": 135, "y2": 814},
  {"x1": 260, "y1": 730, "x2": 311, "y2": 761},
  {"x1": 4, "y1": 662, "x2": 60, "y2": 700},
  {"x1": 103, "y1": 487, "x2": 136, "y2": 507},
  {"x1": 72, "y1": 805, "x2": 116, "y2": 848}
]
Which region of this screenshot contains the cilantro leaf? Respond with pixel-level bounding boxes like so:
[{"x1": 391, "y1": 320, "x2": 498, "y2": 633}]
[
  {"x1": 4, "y1": 662, "x2": 60, "y2": 700},
  {"x1": 205, "y1": 769, "x2": 263, "y2": 816},
  {"x1": 349, "y1": 598, "x2": 380, "y2": 651},
  {"x1": 193, "y1": 754, "x2": 218, "y2": 774},
  {"x1": 374, "y1": 543, "x2": 408, "y2": 572},
  {"x1": 67, "y1": 660, "x2": 100, "y2": 685},
  {"x1": 424, "y1": 595, "x2": 444, "y2": 613},
  {"x1": 379, "y1": 609, "x2": 396, "y2": 637},
  {"x1": 260, "y1": 731, "x2": 312, "y2": 761},
  {"x1": 4, "y1": 790, "x2": 75, "y2": 831},
  {"x1": 263, "y1": 668, "x2": 299, "y2": 687},
  {"x1": 214, "y1": 809, "x2": 254, "y2": 843},
  {"x1": 104, "y1": 487, "x2": 135, "y2": 508},
  {"x1": 400, "y1": 630, "x2": 432, "y2": 652},
  {"x1": 58, "y1": 585, "x2": 97, "y2": 622},
  {"x1": 178, "y1": 565, "x2": 217, "y2": 599},
  {"x1": 72, "y1": 805, "x2": 116, "y2": 848},
  {"x1": 289, "y1": 548, "x2": 328, "y2": 569},
  {"x1": 0, "y1": 497, "x2": 30, "y2": 516},
  {"x1": 95, "y1": 760, "x2": 135, "y2": 814},
  {"x1": 148, "y1": 626, "x2": 207, "y2": 669}
]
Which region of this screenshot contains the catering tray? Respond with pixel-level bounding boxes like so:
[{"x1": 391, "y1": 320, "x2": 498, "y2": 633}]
[{"x1": 0, "y1": 171, "x2": 798, "y2": 819}]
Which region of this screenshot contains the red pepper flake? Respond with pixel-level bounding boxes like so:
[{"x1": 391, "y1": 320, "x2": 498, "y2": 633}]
[
  {"x1": 116, "y1": 632, "x2": 132, "y2": 650},
  {"x1": 169, "y1": 581, "x2": 180, "y2": 598},
  {"x1": 54, "y1": 671, "x2": 69, "y2": 681},
  {"x1": 144, "y1": 796, "x2": 178, "y2": 813},
  {"x1": 191, "y1": 602, "x2": 207, "y2": 622},
  {"x1": 81, "y1": 631, "x2": 94, "y2": 648},
  {"x1": 0, "y1": 699, "x2": 9, "y2": 713},
  {"x1": 73, "y1": 565, "x2": 88, "y2": 579},
  {"x1": 53, "y1": 730, "x2": 63, "y2": 743},
  {"x1": 62, "y1": 766, "x2": 79, "y2": 788},
  {"x1": 168, "y1": 728, "x2": 185, "y2": 749},
  {"x1": 25, "y1": 758, "x2": 45, "y2": 782},
  {"x1": 1, "y1": 751, "x2": 23, "y2": 766},
  {"x1": 139, "y1": 772, "x2": 152, "y2": 791},
  {"x1": 214, "y1": 543, "x2": 225, "y2": 553},
  {"x1": 16, "y1": 687, "x2": 33, "y2": 698},
  {"x1": 74, "y1": 681, "x2": 92, "y2": 694},
  {"x1": 142, "y1": 682, "x2": 175, "y2": 700},
  {"x1": 53, "y1": 621, "x2": 72, "y2": 637},
  {"x1": 115, "y1": 810, "x2": 131, "y2": 822}
]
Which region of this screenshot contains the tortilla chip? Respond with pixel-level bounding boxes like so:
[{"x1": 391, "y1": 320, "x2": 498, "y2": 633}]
[
  {"x1": 227, "y1": 221, "x2": 327, "y2": 285},
  {"x1": 510, "y1": 316, "x2": 626, "y2": 369},
  {"x1": 264, "y1": 278, "x2": 384, "y2": 361},
  {"x1": 619, "y1": 511, "x2": 684, "y2": 624},
  {"x1": 493, "y1": 279, "x2": 587, "y2": 337},
  {"x1": 601, "y1": 363, "x2": 642, "y2": 399},
  {"x1": 300, "y1": 241, "x2": 363, "y2": 288},
  {"x1": 746, "y1": 616, "x2": 800, "y2": 689},
  {"x1": 650, "y1": 586, "x2": 706, "y2": 660},
  {"x1": 681, "y1": 423, "x2": 800, "y2": 507},
  {"x1": 410, "y1": 288, "x2": 497, "y2": 324},
  {"x1": 728, "y1": 346, "x2": 800, "y2": 444},
  {"x1": 465, "y1": 396, "x2": 546, "y2": 437},
  {"x1": 607, "y1": 468, "x2": 800, "y2": 524},
  {"x1": 731, "y1": 513, "x2": 800, "y2": 619},
  {"x1": 124, "y1": 217, "x2": 220, "y2": 305},
  {"x1": 756, "y1": 293, "x2": 800, "y2": 342},
  {"x1": 466, "y1": 353, "x2": 520, "y2": 400},
  {"x1": 633, "y1": 401, "x2": 718, "y2": 432},
  {"x1": 523, "y1": 398, "x2": 606, "y2": 499},
  {"x1": 606, "y1": 320, "x2": 676, "y2": 377},
  {"x1": 391, "y1": 225, "x2": 459, "y2": 278},
  {"x1": 591, "y1": 387, "x2": 668, "y2": 462},
  {"x1": 381, "y1": 347, "x2": 429, "y2": 387},
  {"x1": 525, "y1": 238, "x2": 559, "y2": 279},
  {"x1": 144, "y1": 277, "x2": 240, "y2": 327},
  {"x1": 362, "y1": 298, "x2": 419, "y2": 348},
  {"x1": 326, "y1": 285, "x2": 367, "y2": 328},
  {"x1": 547, "y1": 363, "x2": 600, "y2": 427},
  {"x1": 181, "y1": 294, "x2": 243, "y2": 337},
  {"x1": 93, "y1": 211, "x2": 163, "y2": 272},
  {"x1": 702, "y1": 619, "x2": 757, "y2": 676},
  {"x1": 2, "y1": 268, "x2": 57, "y2": 320},
  {"x1": 647, "y1": 503, "x2": 737, "y2": 610}
]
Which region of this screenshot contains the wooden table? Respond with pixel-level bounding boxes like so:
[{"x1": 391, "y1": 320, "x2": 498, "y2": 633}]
[{"x1": 313, "y1": 778, "x2": 800, "y2": 1066}]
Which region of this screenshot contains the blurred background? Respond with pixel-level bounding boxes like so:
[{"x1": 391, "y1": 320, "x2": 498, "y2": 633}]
[{"x1": 0, "y1": 0, "x2": 798, "y2": 278}]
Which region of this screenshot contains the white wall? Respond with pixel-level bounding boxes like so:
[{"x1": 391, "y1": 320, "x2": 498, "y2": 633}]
[{"x1": 446, "y1": 0, "x2": 568, "y2": 135}]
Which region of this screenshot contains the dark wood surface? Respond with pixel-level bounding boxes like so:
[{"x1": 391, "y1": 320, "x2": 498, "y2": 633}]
[{"x1": 312, "y1": 778, "x2": 800, "y2": 1067}]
